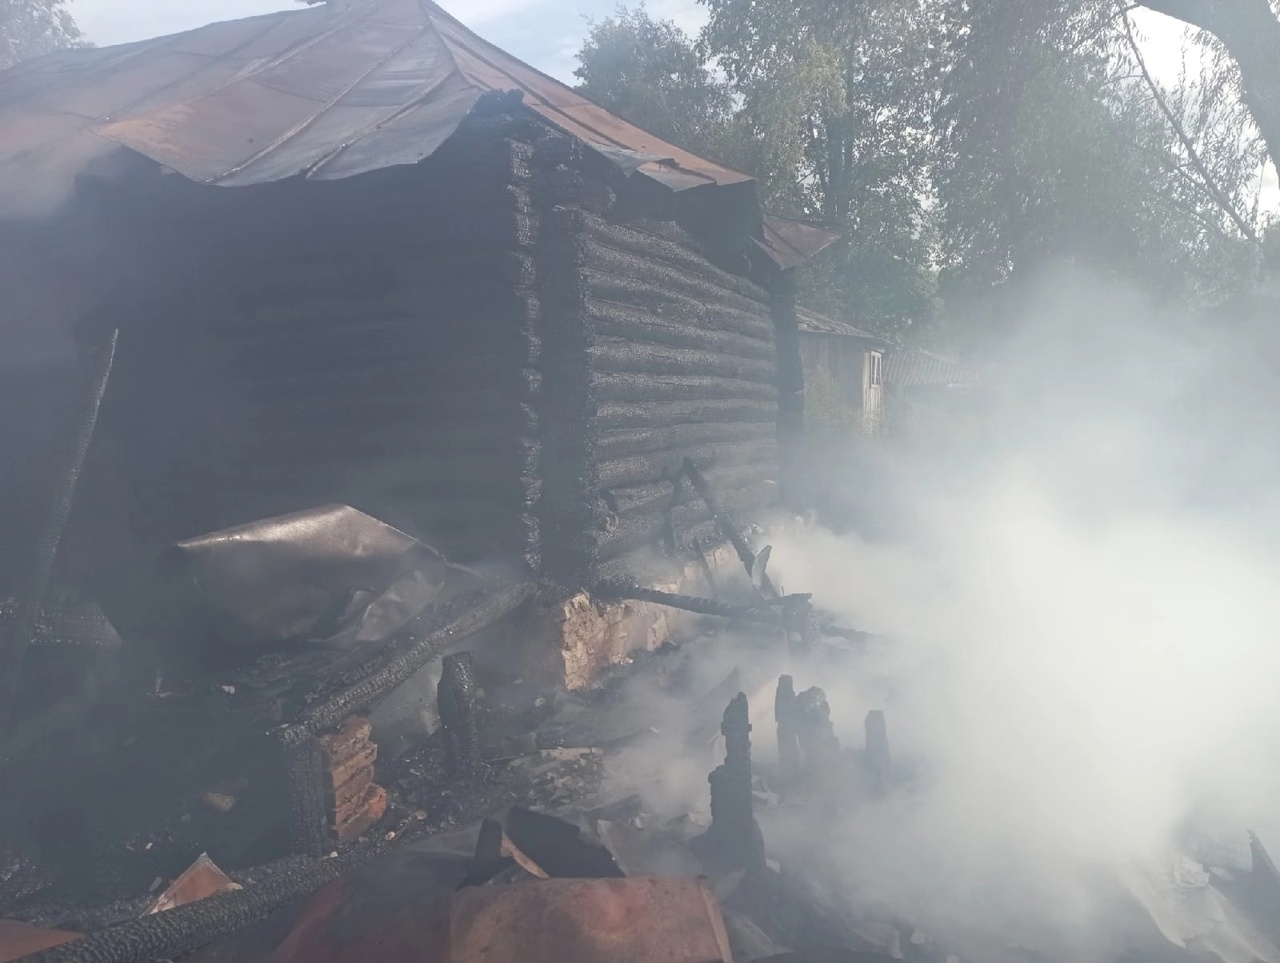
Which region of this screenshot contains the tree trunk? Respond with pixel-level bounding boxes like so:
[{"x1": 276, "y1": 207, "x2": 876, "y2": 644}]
[{"x1": 1140, "y1": 0, "x2": 1280, "y2": 167}]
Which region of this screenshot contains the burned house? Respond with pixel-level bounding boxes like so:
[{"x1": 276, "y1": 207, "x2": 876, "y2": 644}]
[
  {"x1": 0, "y1": 0, "x2": 836, "y2": 648},
  {"x1": 0, "y1": 0, "x2": 842, "y2": 884}
]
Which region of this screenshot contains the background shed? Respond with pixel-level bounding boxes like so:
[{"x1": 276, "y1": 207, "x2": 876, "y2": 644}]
[{"x1": 796, "y1": 307, "x2": 891, "y2": 434}]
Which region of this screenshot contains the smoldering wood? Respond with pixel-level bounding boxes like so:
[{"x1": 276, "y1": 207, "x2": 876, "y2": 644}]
[
  {"x1": 692, "y1": 693, "x2": 766, "y2": 875},
  {"x1": 683, "y1": 457, "x2": 779, "y2": 598},
  {"x1": 863, "y1": 710, "x2": 891, "y2": 796},
  {"x1": 603, "y1": 464, "x2": 769, "y2": 518},
  {"x1": 582, "y1": 214, "x2": 773, "y2": 303},
  {"x1": 582, "y1": 255, "x2": 774, "y2": 331},
  {"x1": 594, "y1": 440, "x2": 776, "y2": 490},
  {"x1": 25, "y1": 843, "x2": 398, "y2": 963},
  {"x1": 587, "y1": 301, "x2": 777, "y2": 361},
  {"x1": 596, "y1": 421, "x2": 776, "y2": 461},
  {"x1": 588, "y1": 337, "x2": 777, "y2": 384},
  {"x1": 285, "y1": 737, "x2": 329, "y2": 858},
  {"x1": 596, "y1": 398, "x2": 777, "y2": 431},
  {"x1": 438, "y1": 652, "x2": 481, "y2": 778},
  {"x1": 2, "y1": 329, "x2": 118, "y2": 724},
  {"x1": 776, "y1": 675, "x2": 801, "y2": 785},
  {"x1": 795, "y1": 688, "x2": 844, "y2": 785},
  {"x1": 593, "y1": 483, "x2": 776, "y2": 561},
  {"x1": 590, "y1": 370, "x2": 778, "y2": 404},
  {"x1": 279, "y1": 581, "x2": 534, "y2": 747}
]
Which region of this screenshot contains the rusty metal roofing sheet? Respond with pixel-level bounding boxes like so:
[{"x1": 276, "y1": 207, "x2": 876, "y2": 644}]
[
  {"x1": 0, "y1": 0, "x2": 756, "y2": 202},
  {"x1": 757, "y1": 215, "x2": 841, "y2": 270}
]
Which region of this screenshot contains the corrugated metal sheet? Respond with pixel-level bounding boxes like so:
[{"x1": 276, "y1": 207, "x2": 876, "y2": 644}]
[
  {"x1": 0, "y1": 0, "x2": 798, "y2": 220},
  {"x1": 884, "y1": 348, "x2": 980, "y2": 388},
  {"x1": 758, "y1": 215, "x2": 840, "y2": 269},
  {"x1": 795, "y1": 306, "x2": 886, "y2": 344}
]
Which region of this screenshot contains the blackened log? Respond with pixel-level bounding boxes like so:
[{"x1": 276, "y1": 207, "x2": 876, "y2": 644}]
[
  {"x1": 438, "y1": 652, "x2": 481, "y2": 778},
  {"x1": 597, "y1": 398, "x2": 777, "y2": 431},
  {"x1": 2, "y1": 329, "x2": 117, "y2": 722},
  {"x1": 584, "y1": 272, "x2": 775, "y2": 342},
  {"x1": 587, "y1": 301, "x2": 777, "y2": 361},
  {"x1": 776, "y1": 676, "x2": 801, "y2": 784},
  {"x1": 23, "y1": 844, "x2": 394, "y2": 963},
  {"x1": 279, "y1": 581, "x2": 534, "y2": 747},
  {"x1": 582, "y1": 214, "x2": 771, "y2": 302},
  {"x1": 590, "y1": 370, "x2": 778, "y2": 404},
  {"x1": 604, "y1": 464, "x2": 771, "y2": 517},
  {"x1": 594, "y1": 440, "x2": 776, "y2": 490},
  {"x1": 596, "y1": 421, "x2": 777, "y2": 460},
  {"x1": 588, "y1": 337, "x2": 777, "y2": 384},
  {"x1": 581, "y1": 247, "x2": 773, "y2": 321},
  {"x1": 285, "y1": 737, "x2": 329, "y2": 857},
  {"x1": 593, "y1": 483, "x2": 775, "y2": 561}
]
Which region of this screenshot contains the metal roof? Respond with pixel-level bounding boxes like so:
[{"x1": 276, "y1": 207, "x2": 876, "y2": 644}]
[
  {"x1": 795, "y1": 306, "x2": 887, "y2": 345},
  {"x1": 0, "y1": 0, "x2": 834, "y2": 266}
]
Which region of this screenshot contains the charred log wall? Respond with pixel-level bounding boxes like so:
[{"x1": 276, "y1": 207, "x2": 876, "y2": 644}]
[
  {"x1": 85, "y1": 116, "x2": 543, "y2": 575},
  {"x1": 574, "y1": 189, "x2": 782, "y2": 577}
]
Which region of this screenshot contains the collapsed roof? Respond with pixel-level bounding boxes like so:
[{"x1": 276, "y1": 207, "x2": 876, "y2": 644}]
[{"x1": 0, "y1": 0, "x2": 837, "y2": 263}]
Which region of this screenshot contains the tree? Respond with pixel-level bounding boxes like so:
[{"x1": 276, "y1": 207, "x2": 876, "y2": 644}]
[
  {"x1": 574, "y1": 4, "x2": 733, "y2": 157},
  {"x1": 933, "y1": 0, "x2": 1265, "y2": 340},
  {"x1": 0, "y1": 0, "x2": 84, "y2": 70},
  {"x1": 700, "y1": 0, "x2": 944, "y2": 336},
  {"x1": 1133, "y1": 0, "x2": 1280, "y2": 170}
]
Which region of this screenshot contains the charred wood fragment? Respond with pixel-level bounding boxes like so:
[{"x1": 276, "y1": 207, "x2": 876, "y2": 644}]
[
  {"x1": 438, "y1": 652, "x2": 481, "y2": 778},
  {"x1": 683, "y1": 457, "x2": 777, "y2": 598},
  {"x1": 280, "y1": 581, "x2": 534, "y2": 747},
  {"x1": 2, "y1": 329, "x2": 117, "y2": 723},
  {"x1": 693, "y1": 693, "x2": 766, "y2": 875},
  {"x1": 594, "y1": 440, "x2": 775, "y2": 490},
  {"x1": 863, "y1": 710, "x2": 891, "y2": 796},
  {"x1": 795, "y1": 687, "x2": 844, "y2": 787},
  {"x1": 776, "y1": 675, "x2": 801, "y2": 785}
]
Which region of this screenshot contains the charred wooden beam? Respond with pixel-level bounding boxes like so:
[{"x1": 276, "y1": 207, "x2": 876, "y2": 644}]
[
  {"x1": 692, "y1": 693, "x2": 766, "y2": 875},
  {"x1": 280, "y1": 581, "x2": 534, "y2": 747},
  {"x1": 863, "y1": 709, "x2": 891, "y2": 796},
  {"x1": 596, "y1": 398, "x2": 777, "y2": 431},
  {"x1": 438, "y1": 652, "x2": 481, "y2": 778},
  {"x1": 775, "y1": 675, "x2": 801, "y2": 785},
  {"x1": 683, "y1": 457, "x2": 778, "y2": 598},
  {"x1": 594, "y1": 440, "x2": 775, "y2": 491},
  {"x1": 2, "y1": 329, "x2": 118, "y2": 725},
  {"x1": 596, "y1": 421, "x2": 776, "y2": 461}
]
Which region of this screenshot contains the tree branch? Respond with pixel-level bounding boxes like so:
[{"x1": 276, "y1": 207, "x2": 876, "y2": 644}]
[{"x1": 1121, "y1": 4, "x2": 1259, "y2": 240}]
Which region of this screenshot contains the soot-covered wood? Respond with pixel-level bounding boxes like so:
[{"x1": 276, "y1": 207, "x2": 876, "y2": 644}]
[
  {"x1": 577, "y1": 203, "x2": 782, "y2": 571},
  {"x1": 86, "y1": 119, "x2": 538, "y2": 572}
]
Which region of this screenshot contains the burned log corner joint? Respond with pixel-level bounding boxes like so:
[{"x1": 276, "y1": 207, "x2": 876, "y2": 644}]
[
  {"x1": 693, "y1": 692, "x2": 766, "y2": 876},
  {"x1": 438, "y1": 651, "x2": 481, "y2": 778},
  {"x1": 775, "y1": 675, "x2": 800, "y2": 786}
]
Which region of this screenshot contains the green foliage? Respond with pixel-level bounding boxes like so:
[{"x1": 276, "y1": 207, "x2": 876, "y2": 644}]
[
  {"x1": 574, "y1": 4, "x2": 733, "y2": 156},
  {"x1": 572, "y1": 0, "x2": 1274, "y2": 349},
  {"x1": 0, "y1": 0, "x2": 85, "y2": 70}
]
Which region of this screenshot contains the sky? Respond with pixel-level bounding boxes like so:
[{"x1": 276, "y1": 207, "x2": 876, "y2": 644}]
[{"x1": 66, "y1": 0, "x2": 1277, "y2": 207}]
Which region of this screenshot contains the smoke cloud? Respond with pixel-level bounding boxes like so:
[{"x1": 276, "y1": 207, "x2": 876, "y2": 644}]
[{"x1": 753, "y1": 265, "x2": 1280, "y2": 957}]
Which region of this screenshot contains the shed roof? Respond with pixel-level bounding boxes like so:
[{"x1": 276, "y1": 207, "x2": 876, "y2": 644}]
[
  {"x1": 0, "y1": 0, "x2": 836, "y2": 263},
  {"x1": 795, "y1": 306, "x2": 887, "y2": 345},
  {"x1": 883, "y1": 349, "x2": 980, "y2": 388}
]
